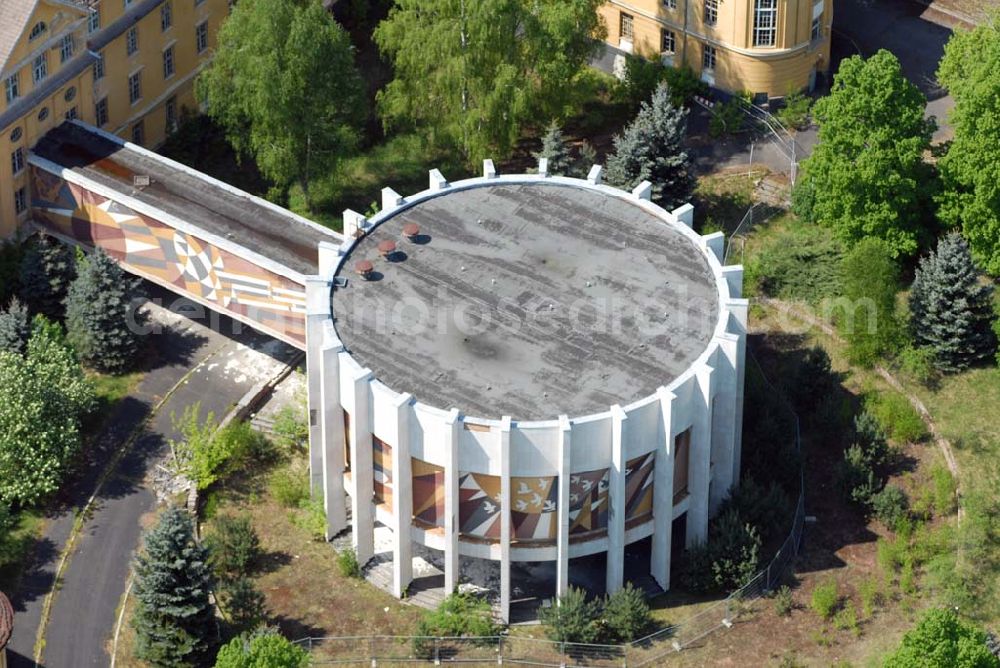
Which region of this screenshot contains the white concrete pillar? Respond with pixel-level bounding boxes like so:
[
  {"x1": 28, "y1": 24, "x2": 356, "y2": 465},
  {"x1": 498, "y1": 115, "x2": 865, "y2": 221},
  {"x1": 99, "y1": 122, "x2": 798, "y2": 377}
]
[
  {"x1": 672, "y1": 203, "x2": 695, "y2": 228},
  {"x1": 556, "y1": 415, "x2": 572, "y2": 599},
  {"x1": 702, "y1": 231, "x2": 725, "y2": 262},
  {"x1": 318, "y1": 322, "x2": 346, "y2": 539},
  {"x1": 631, "y1": 180, "x2": 652, "y2": 201},
  {"x1": 483, "y1": 159, "x2": 497, "y2": 179},
  {"x1": 381, "y1": 187, "x2": 403, "y2": 213},
  {"x1": 429, "y1": 168, "x2": 448, "y2": 190},
  {"x1": 537, "y1": 157, "x2": 549, "y2": 178},
  {"x1": 343, "y1": 209, "x2": 366, "y2": 239},
  {"x1": 722, "y1": 265, "x2": 744, "y2": 299},
  {"x1": 349, "y1": 369, "x2": 375, "y2": 564},
  {"x1": 607, "y1": 405, "x2": 627, "y2": 595},
  {"x1": 499, "y1": 416, "x2": 512, "y2": 623},
  {"x1": 587, "y1": 165, "x2": 603, "y2": 185},
  {"x1": 650, "y1": 388, "x2": 676, "y2": 590},
  {"x1": 686, "y1": 367, "x2": 715, "y2": 547},
  {"x1": 443, "y1": 409, "x2": 461, "y2": 594},
  {"x1": 727, "y1": 298, "x2": 749, "y2": 488},
  {"x1": 305, "y1": 276, "x2": 331, "y2": 497},
  {"x1": 710, "y1": 335, "x2": 740, "y2": 514},
  {"x1": 391, "y1": 394, "x2": 414, "y2": 598},
  {"x1": 317, "y1": 241, "x2": 341, "y2": 279}
]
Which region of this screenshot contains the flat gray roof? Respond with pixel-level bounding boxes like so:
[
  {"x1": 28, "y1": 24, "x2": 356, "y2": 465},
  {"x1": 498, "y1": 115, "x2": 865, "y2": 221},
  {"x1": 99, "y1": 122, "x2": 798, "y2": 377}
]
[
  {"x1": 32, "y1": 122, "x2": 339, "y2": 276},
  {"x1": 333, "y1": 182, "x2": 720, "y2": 420}
]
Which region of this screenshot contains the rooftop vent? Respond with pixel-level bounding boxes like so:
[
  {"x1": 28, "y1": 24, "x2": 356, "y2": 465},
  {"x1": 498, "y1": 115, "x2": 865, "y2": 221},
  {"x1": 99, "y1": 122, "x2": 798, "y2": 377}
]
[
  {"x1": 378, "y1": 239, "x2": 397, "y2": 258},
  {"x1": 354, "y1": 259, "x2": 374, "y2": 279},
  {"x1": 133, "y1": 174, "x2": 150, "y2": 188},
  {"x1": 402, "y1": 223, "x2": 420, "y2": 240}
]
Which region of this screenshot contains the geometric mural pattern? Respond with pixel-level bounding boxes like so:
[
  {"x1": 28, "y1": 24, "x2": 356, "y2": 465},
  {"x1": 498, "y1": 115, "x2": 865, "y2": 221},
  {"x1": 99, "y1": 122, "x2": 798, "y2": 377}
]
[
  {"x1": 459, "y1": 472, "x2": 501, "y2": 540},
  {"x1": 511, "y1": 476, "x2": 558, "y2": 542},
  {"x1": 625, "y1": 453, "x2": 655, "y2": 524},
  {"x1": 30, "y1": 166, "x2": 307, "y2": 346},
  {"x1": 569, "y1": 468, "x2": 610, "y2": 535},
  {"x1": 373, "y1": 436, "x2": 393, "y2": 509},
  {"x1": 412, "y1": 458, "x2": 445, "y2": 528}
]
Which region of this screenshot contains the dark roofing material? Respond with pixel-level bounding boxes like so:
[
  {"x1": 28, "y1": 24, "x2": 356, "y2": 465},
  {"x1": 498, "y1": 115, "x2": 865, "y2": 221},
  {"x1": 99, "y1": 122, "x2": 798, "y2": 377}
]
[
  {"x1": 333, "y1": 182, "x2": 721, "y2": 420},
  {"x1": 32, "y1": 121, "x2": 339, "y2": 276}
]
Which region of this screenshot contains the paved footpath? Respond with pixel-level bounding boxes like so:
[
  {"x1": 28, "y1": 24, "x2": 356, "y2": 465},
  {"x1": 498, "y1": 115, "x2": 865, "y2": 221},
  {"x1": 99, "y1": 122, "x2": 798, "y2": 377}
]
[{"x1": 6, "y1": 294, "x2": 296, "y2": 668}]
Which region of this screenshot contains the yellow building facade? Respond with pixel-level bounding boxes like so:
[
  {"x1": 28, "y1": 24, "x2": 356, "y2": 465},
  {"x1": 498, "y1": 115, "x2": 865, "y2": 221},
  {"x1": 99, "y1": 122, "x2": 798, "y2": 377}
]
[
  {"x1": 599, "y1": 0, "x2": 832, "y2": 100},
  {"x1": 0, "y1": 0, "x2": 230, "y2": 239}
]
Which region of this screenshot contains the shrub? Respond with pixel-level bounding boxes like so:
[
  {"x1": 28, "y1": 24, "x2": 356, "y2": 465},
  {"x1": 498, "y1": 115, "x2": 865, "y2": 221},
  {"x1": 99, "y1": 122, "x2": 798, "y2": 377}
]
[
  {"x1": 206, "y1": 514, "x2": 261, "y2": 582},
  {"x1": 662, "y1": 64, "x2": 708, "y2": 107},
  {"x1": 877, "y1": 536, "x2": 906, "y2": 573},
  {"x1": 336, "y1": 547, "x2": 362, "y2": 579},
  {"x1": 854, "y1": 410, "x2": 892, "y2": 471},
  {"x1": 884, "y1": 608, "x2": 1000, "y2": 668},
  {"x1": 837, "y1": 444, "x2": 881, "y2": 511},
  {"x1": 776, "y1": 89, "x2": 812, "y2": 130},
  {"x1": 833, "y1": 601, "x2": 860, "y2": 636},
  {"x1": 898, "y1": 346, "x2": 938, "y2": 387},
  {"x1": 900, "y1": 558, "x2": 917, "y2": 595},
  {"x1": 866, "y1": 392, "x2": 926, "y2": 444},
  {"x1": 601, "y1": 583, "x2": 652, "y2": 642},
  {"x1": 788, "y1": 346, "x2": 834, "y2": 413},
  {"x1": 680, "y1": 509, "x2": 761, "y2": 593},
  {"x1": 271, "y1": 402, "x2": 308, "y2": 454},
  {"x1": 222, "y1": 577, "x2": 267, "y2": 634},
  {"x1": 932, "y1": 465, "x2": 957, "y2": 515},
  {"x1": 215, "y1": 628, "x2": 308, "y2": 668},
  {"x1": 539, "y1": 587, "x2": 601, "y2": 644},
  {"x1": 715, "y1": 477, "x2": 792, "y2": 544},
  {"x1": 418, "y1": 592, "x2": 501, "y2": 639},
  {"x1": 837, "y1": 238, "x2": 903, "y2": 367},
  {"x1": 709, "y1": 97, "x2": 746, "y2": 137},
  {"x1": 872, "y1": 486, "x2": 910, "y2": 531},
  {"x1": 774, "y1": 585, "x2": 794, "y2": 616},
  {"x1": 747, "y1": 224, "x2": 843, "y2": 302},
  {"x1": 0, "y1": 298, "x2": 29, "y2": 355},
  {"x1": 810, "y1": 579, "x2": 840, "y2": 620},
  {"x1": 269, "y1": 468, "x2": 309, "y2": 508},
  {"x1": 291, "y1": 497, "x2": 327, "y2": 541},
  {"x1": 859, "y1": 576, "x2": 883, "y2": 617}
]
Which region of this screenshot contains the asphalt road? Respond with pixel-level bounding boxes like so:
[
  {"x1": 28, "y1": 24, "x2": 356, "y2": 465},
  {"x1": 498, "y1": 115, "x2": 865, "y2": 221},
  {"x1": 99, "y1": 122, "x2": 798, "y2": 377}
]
[{"x1": 6, "y1": 288, "x2": 296, "y2": 667}]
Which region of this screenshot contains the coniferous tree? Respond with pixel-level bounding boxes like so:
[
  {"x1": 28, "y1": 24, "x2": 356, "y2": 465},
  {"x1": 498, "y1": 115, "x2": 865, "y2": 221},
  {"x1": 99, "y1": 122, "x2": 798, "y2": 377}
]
[
  {"x1": 0, "y1": 298, "x2": 29, "y2": 355},
  {"x1": 533, "y1": 123, "x2": 573, "y2": 176},
  {"x1": 909, "y1": 233, "x2": 996, "y2": 372},
  {"x1": 133, "y1": 506, "x2": 216, "y2": 667},
  {"x1": 65, "y1": 249, "x2": 145, "y2": 373},
  {"x1": 605, "y1": 81, "x2": 694, "y2": 210},
  {"x1": 18, "y1": 233, "x2": 75, "y2": 319}
]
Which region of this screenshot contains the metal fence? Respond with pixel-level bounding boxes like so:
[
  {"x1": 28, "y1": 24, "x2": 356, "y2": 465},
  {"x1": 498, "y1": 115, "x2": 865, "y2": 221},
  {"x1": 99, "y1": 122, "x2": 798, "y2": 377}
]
[{"x1": 296, "y1": 350, "x2": 805, "y2": 667}]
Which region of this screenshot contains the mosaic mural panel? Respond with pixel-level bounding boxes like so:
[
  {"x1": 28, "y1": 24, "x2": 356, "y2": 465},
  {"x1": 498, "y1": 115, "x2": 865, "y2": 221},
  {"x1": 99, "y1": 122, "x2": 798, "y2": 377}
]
[
  {"x1": 30, "y1": 166, "x2": 307, "y2": 346},
  {"x1": 412, "y1": 458, "x2": 445, "y2": 528},
  {"x1": 569, "y1": 468, "x2": 610, "y2": 535},
  {"x1": 373, "y1": 436, "x2": 393, "y2": 508},
  {"x1": 625, "y1": 453, "x2": 655, "y2": 523},
  {"x1": 511, "y1": 476, "x2": 558, "y2": 542},
  {"x1": 458, "y1": 472, "x2": 501, "y2": 540}
]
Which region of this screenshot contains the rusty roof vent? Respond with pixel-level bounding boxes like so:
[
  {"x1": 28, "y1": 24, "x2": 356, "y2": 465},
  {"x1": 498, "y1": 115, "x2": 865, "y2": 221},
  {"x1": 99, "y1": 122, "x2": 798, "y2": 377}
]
[
  {"x1": 354, "y1": 259, "x2": 374, "y2": 279},
  {"x1": 402, "y1": 223, "x2": 420, "y2": 240},
  {"x1": 378, "y1": 240, "x2": 397, "y2": 258}
]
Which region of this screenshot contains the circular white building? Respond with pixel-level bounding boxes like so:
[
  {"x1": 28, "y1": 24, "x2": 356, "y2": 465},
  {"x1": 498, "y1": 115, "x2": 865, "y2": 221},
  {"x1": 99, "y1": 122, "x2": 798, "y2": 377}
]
[{"x1": 303, "y1": 163, "x2": 747, "y2": 621}]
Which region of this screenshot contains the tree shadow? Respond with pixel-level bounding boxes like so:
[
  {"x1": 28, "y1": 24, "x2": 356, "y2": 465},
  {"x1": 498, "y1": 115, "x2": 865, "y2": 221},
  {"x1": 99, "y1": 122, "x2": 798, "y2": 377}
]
[
  {"x1": 3, "y1": 536, "x2": 58, "y2": 610},
  {"x1": 272, "y1": 613, "x2": 327, "y2": 642},
  {"x1": 256, "y1": 549, "x2": 294, "y2": 576}
]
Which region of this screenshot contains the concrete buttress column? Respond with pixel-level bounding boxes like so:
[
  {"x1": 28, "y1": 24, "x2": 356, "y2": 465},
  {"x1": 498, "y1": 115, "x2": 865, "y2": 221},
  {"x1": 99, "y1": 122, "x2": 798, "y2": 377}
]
[
  {"x1": 318, "y1": 321, "x2": 346, "y2": 539},
  {"x1": 607, "y1": 405, "x2": 627, "y2": 595},
  {"x1": 305, "y1": 276, "x2": 331, "y2": 497},
  {"x1": 710, "y1": 335, "x2": 740, "y2": 513},
  {"x1": 443, "y1": 409, "x2": 461, "y2": 594},
  {"x1": 650, "y1": 388, "x2": 676, "y2": 590},
  {"x1": 499, "y1": 417, "x2": 512, "y2": 623},
  {"x1": 686, "y1": 367, "x2": 715, "y2": 547},
  {"x1": 349, "y1": 369, "x2": 375, "y2": 564},
  {"x1": 556, "y1": 415, "x2": 572, "y2": 599},
  {"x1": 727, "y1": 299, "x2": 749, "y2": 489},
  {"x1": 391, "y1": 394, "x2": 414, "y2": 598}
]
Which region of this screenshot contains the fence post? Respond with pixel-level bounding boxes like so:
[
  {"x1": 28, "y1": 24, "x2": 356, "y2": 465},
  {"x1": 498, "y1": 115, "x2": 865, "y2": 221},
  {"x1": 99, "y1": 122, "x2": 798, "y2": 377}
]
[
  {"x1": 370, "y1": 637, "x2": 376, "y2": 668},
  {"x1": 498, "y1": 635, "x2": 504, "y2": 665},
  {"x1": 434, "y1": 637, "x2": 441, "y2": 665}
]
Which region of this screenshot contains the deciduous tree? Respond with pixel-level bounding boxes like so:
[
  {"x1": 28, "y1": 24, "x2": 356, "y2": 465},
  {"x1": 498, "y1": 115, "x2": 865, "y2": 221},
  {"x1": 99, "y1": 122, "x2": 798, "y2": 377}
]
[
  {"x1": 199, "y1": 0, "x2": 363, "y2": 206},
  {"x1": 795, "y1": 50, "x2": 936, "y2": 258},
  {"x1": 374, "y1": 0, "x2": 605, "y2": 162},
  {"x1": 215, "y1": 629, "x2": 308, "y2": 668},
  {"x1": 909, "y1": 233, "x2": 995, "y2": 371},
  {"x1": 605, "y1": 82, "x2": 693, "y2": 210},
  {"x1": 884, "y1": 608, "x2": 1000, "y2": 668},
  {"x1": 133, "y1": 507, "x2": 216, "y2": 667}
]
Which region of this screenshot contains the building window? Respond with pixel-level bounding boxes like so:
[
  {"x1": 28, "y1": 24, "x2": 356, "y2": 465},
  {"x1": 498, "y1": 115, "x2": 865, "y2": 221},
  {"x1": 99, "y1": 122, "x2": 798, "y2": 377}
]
[
  {"x1": 673, "y1": 429, "x2": 691, "y2": 503},
  {"x1": 33, "y1": 53, "x2": 47, "y2": 83},
  {"x1": 28, "y1": 21, "x2": 46, "y2": 41},
  {"x1": 163, "y1": 46, "x2": 175, "y2": 79},
  {"x1": 4, "y1": 74, "x2": 18, "y2": 103},
  {"x1": 195, "y1": 21, "x2": 208, "y2": 53},
  {"x1": 11, "y1": 148, "x2": 24, "y2": 175},
  {"x1": 95, "y1": 97, "x2": 108, "y2": 126},
  {"x1": 663, "y1": 0, "x2": 677, "y2": 8},
  {"x1": 131, "y1": 120, "x2": 144, "y2": 146},
  {"x1": 661, "y1": 29, "x2": 676, "y2": 54},
  {"x1": 128, "y1": 71, "x2": 142, "y2": 104},
  {"x1": 14, "y1": 188, "x2": 27, "y2": 215},
  {"x1": 60, "y1": 34, "x2": 74, "y2": 62},
  {"x1": 619, "y1": 12, "x2": 634, "y2": 41},
  {"x1": 753, "y1": 0, "x2": 778, "y2": 47},
  {"x1": 93, "y1": 52, "x2": 105, "y2": 81},
  {"x1": 165, "y1": 95, "x2": 177, "y2": 132},
  {"x1": 126, "y1": 26, "x2": 138, "y2": 55},
  {"x1": 38, "y1": 107, "x2": 49, "y2": 121},
  {"x1": 704, "y1": 0, "x2": 718, "y2": 26},
  {"x1": 65, "y1": 106, "x2": 78, "y2": 120},
  {"x1": 161, "y1": 2, "x2": 172, "y2": 30},
  {"x1": 65, "y1": 86, "x2": 76, "y2": 102},
  {"x1": 703, "y1": 44, "x2": 717, "y2": 71},
  {"x1": 811, "y1": 14, "x2": 822, "y2": 41},
  {"x1": 10, "y1": 127, "x2": 22, "y2": 143},
  {"x1": 88, "y1": 7, "x2": 100, "y2": 33}
]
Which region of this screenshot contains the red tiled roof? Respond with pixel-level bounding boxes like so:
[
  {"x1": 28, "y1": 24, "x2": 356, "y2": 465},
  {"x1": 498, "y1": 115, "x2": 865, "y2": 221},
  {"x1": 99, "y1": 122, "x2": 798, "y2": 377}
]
[{"x1": 0, "y1": 590, "x2": 13, "y2": 649}]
